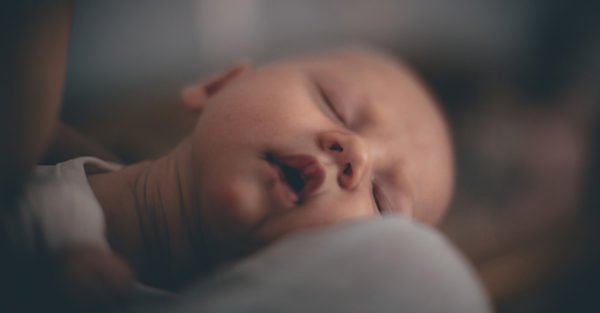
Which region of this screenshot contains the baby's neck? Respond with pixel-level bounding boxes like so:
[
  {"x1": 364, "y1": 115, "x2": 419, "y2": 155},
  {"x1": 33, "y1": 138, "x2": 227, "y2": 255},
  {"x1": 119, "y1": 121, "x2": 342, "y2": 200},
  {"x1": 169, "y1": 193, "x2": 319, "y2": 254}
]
[{"x1": 88, "y1": 141, "x2": 205, "y2": 289}]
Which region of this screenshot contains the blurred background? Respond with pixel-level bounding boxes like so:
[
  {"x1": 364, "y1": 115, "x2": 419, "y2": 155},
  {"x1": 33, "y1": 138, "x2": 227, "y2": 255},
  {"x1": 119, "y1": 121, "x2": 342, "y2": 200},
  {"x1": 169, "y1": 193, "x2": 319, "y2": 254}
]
[{"x1": 59, "y1": 1, "x2": 599, "y2": 312}]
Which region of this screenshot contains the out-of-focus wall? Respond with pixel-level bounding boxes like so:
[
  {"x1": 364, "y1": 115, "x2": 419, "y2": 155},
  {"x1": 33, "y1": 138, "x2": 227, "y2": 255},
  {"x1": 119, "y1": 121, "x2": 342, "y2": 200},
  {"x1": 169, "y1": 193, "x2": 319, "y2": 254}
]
[
  {"x1": 64, "y1": 0, "x2": 534, "y2": 111},
  {"x1": 194, "y1": 0, "x2": 532, "y2": 68},
  {"x1": 65, "y1": 0, "x2": 200, "y2": 100}
]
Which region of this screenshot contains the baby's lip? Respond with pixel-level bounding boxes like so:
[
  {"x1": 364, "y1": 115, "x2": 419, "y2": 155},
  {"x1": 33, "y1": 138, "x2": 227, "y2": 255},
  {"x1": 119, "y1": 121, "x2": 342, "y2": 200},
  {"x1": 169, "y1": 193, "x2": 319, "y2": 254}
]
[{"x1": 267, "y1": 153, "x2": 325, "y2": 201}]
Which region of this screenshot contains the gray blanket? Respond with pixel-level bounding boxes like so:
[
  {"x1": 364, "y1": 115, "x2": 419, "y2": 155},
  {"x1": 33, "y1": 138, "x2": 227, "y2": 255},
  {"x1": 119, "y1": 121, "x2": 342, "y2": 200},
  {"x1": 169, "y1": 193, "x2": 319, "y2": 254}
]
[{"x1": 121, "y1": 215, "x2": 491, "y2": 313}]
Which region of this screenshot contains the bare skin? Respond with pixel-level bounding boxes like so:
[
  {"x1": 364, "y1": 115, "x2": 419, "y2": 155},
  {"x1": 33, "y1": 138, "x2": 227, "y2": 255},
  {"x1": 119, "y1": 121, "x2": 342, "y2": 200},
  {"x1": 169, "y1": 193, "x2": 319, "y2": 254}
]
[
  {"x1": 1, "y1": 0, "x2": 72, "y2": 209},
  {"x1": 88, "y1": 143, "x2": 200, "y2": 289}
]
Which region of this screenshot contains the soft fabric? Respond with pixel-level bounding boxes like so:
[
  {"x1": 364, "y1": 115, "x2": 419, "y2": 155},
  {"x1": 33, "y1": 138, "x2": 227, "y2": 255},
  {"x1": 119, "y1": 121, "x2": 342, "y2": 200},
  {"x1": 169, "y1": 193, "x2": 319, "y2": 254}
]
[
  {"x1": 9, "y1": 157, "x2": 174, "y2": 302},
  {"x1": 14, "y1": 157, "x2": 120, "y2": 252},
  {"x1": 153, "y1": 216, "x2": 492, "y2": 313}
]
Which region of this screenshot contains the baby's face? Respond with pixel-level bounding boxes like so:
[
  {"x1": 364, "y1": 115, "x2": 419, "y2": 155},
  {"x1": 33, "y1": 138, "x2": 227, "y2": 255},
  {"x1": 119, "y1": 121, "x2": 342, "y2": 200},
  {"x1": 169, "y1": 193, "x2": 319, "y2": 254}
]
[{"x1": 188, "y1": 50, "x2": 453, "y2": 252}]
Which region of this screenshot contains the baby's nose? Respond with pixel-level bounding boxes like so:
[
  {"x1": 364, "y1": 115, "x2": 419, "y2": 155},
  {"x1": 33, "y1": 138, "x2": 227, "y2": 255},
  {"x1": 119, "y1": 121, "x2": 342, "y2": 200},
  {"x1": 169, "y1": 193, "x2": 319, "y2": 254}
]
[{"x1": 318, "y1": 131, "x2": 369, "y2": 190}]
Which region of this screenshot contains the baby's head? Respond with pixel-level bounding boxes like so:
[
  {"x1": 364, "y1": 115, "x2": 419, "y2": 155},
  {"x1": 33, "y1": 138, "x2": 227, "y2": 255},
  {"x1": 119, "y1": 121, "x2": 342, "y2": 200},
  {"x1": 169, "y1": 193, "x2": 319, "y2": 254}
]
[{"x1": 180, "y1": 47, "x2": 454, "y2": 254}]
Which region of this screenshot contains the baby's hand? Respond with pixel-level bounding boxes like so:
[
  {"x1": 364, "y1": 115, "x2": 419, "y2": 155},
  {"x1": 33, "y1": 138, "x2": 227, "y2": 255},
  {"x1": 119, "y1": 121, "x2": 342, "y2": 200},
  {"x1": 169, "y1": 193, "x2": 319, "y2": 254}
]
[{"x1": 54, "y1": 245, "x2": 134, "y2": 311}]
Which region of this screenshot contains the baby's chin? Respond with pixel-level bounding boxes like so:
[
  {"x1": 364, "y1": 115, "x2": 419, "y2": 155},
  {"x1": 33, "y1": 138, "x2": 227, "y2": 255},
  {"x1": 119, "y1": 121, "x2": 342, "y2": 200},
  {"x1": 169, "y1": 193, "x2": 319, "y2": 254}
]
[{"x1": 205, "y1": 183, "x2": 263, "y2": 227}]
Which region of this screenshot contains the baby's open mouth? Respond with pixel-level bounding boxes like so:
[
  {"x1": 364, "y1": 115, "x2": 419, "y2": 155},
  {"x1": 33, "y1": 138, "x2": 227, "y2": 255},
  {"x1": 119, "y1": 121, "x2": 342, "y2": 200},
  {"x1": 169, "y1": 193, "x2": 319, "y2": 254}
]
[
  {"x1": 279, "y1": 162, "x2": 305, "y2": 193},
  {"x1": 265, "y1": 153, "x2": 325, "y2": 201}
]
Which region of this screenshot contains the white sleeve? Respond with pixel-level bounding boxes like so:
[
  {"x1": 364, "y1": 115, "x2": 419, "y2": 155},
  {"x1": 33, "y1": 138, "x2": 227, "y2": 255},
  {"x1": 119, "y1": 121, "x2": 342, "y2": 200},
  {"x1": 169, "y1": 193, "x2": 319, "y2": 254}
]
[{"x1": 11, "y1": 157, "x2": 118, "y2": 253}]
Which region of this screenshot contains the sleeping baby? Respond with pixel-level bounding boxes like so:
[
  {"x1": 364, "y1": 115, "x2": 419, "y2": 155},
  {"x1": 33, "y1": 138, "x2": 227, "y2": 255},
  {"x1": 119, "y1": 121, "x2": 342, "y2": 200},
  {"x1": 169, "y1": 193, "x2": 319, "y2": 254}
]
[{"x1": 14, "y1": 47, "x2": 454, "y2": 308}]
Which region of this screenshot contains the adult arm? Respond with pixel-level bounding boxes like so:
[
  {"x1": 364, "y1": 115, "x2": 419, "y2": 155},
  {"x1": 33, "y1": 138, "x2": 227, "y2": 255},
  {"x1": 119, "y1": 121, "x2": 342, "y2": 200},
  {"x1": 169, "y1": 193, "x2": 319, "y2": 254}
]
[{"x1": 41, "y1": 123, "x2": 122, "y2": 165}]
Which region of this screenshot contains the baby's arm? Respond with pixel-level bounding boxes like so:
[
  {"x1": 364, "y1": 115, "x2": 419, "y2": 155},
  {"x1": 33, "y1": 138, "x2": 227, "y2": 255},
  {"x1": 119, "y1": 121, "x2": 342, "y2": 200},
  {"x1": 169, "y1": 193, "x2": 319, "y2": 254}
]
[{"x1": 54, "y1": 245, "x2": 134, "y2": 310}]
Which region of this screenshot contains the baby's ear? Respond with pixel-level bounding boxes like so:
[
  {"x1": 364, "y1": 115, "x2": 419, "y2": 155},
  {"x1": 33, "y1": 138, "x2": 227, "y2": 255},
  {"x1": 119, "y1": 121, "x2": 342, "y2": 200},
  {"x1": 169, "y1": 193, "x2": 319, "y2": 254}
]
[{"x1": 181, "y1": 62, "x2": 252, "y2": 112}]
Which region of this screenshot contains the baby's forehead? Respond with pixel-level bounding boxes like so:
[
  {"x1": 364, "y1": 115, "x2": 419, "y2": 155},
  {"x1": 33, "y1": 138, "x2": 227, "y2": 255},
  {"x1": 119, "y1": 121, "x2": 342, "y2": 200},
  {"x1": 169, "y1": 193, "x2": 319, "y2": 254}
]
[{"x1": 261, "y1": 49, "x2": 433, "y2": 115}]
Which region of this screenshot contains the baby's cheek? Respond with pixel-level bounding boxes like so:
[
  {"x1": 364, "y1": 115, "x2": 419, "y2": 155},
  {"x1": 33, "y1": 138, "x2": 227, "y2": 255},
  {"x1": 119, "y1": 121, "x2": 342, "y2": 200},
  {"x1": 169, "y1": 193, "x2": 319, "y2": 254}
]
[
  {"x1": 416, "y1": 161, "x2": 453, "y2": 225},
  {"x1": 206, "y1": 178, "x2": 266, "y2": 235}
]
